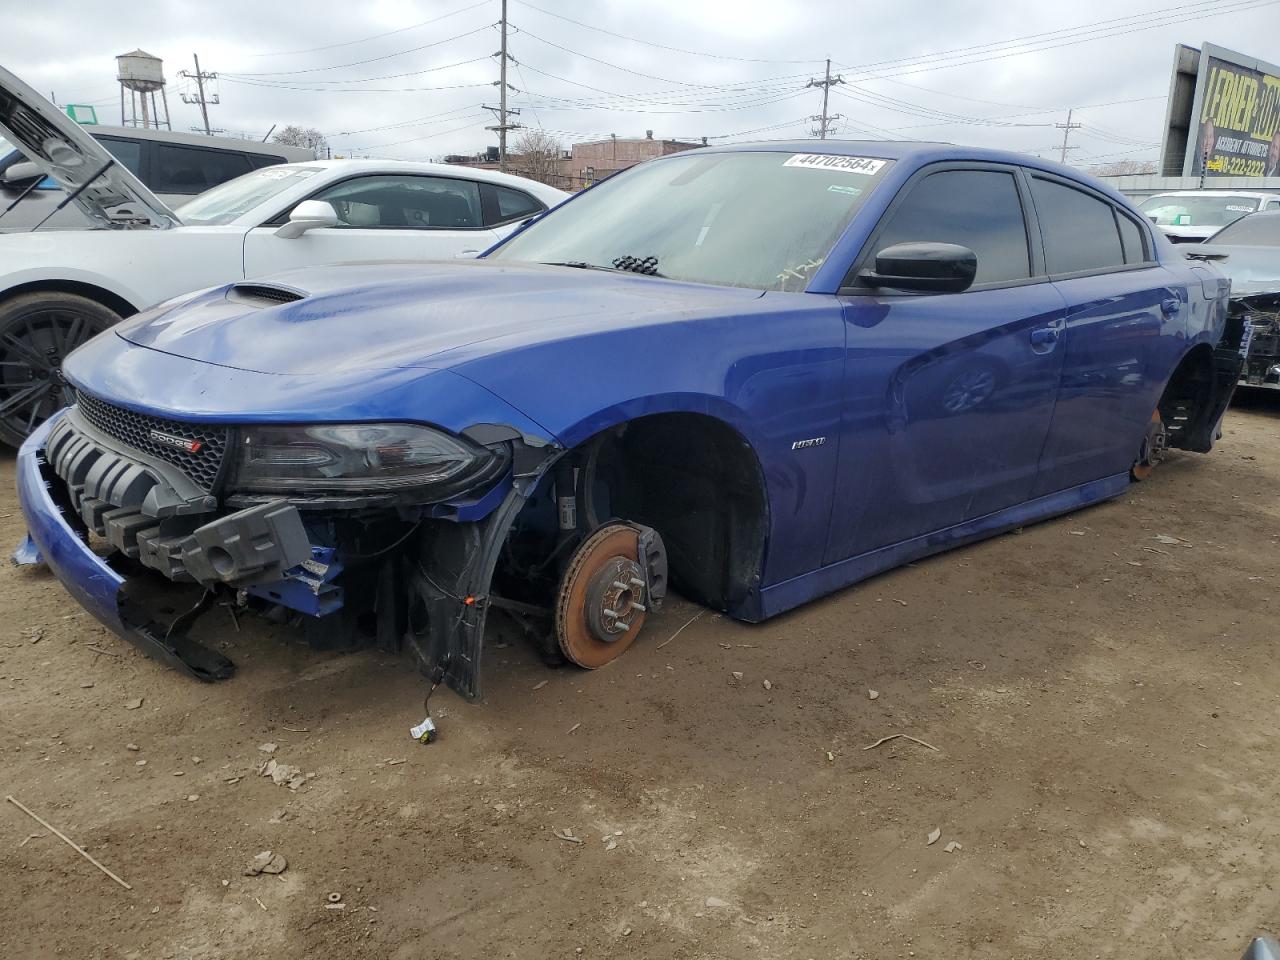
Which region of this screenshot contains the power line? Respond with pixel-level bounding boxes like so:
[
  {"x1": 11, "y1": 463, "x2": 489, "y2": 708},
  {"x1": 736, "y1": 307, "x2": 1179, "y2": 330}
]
[
  {"x1": 511, "y1": 25, "x2": 806, "y2": 89},
  {"x1": 245, "y1": 0, "x2": 494, "y2": 57},
  {"x1": 510, "y1": 0, "x2": 825, "y2": 64},
  {"x1": 333, "y1": 104, "x2": 483, "y2": 137},
  {"x1": 833, "y1": 0, "x2": 1241, "y2": 77},
  {"x1": 832, "y1": 0, "x2": 1278, "y2": 82},
  {"x1": 226, "y1": 23, "x2": 496, "y2": 76},
  {"x1": 218, "y1": 77, "x2": 492, "y2": 94},
  {"x1": 223, "y1": 55, "x2": 491, "y2": 87}
]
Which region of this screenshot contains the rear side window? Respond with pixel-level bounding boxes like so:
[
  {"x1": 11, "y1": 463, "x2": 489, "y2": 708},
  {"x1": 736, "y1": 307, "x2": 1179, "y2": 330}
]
[
  {"x1": 1031, "y1": 177, "x2": 1125, "y2": 274},
  {"x1": 150, "y1": 143, "x2": 253, "y2": 194},
  {"x1": 492, "y1": 185, "x2": 544, "y2": 223},
  {"x1": 94, "y1": 136, "x2": 143, "y2": 177},
  {"x1": 872, "y1": 169, "x2": 1030, "y2": 284},
  {"x1": 248, "y1": 154, "x2": 288, "y2": 170},
  {"x1": 1116, "y1": 210, "x2": 1148, "y2": 264}
]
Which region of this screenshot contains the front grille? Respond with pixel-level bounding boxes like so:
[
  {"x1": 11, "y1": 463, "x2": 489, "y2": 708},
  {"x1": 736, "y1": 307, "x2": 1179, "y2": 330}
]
[{"x1": 75, "y1": 390, "x2": 228, "y2": 491}]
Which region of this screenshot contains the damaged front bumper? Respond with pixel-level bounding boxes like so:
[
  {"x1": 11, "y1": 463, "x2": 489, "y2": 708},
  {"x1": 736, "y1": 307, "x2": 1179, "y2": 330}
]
[
  {"x1": 16, "y1": 405, "x2": 549, "y2": 700},
  {"x1": 16, "y1": 414, "x2": 238, "y2": 681}
]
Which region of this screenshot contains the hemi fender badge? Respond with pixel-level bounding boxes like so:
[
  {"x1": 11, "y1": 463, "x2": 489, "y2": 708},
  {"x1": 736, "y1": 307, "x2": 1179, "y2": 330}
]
[
  {"x1": 791, "y1": 437, "x2": 827, "y2": 450},
  {"x1": 149, "y1": 430, "x2": 203, "y2": 454}
]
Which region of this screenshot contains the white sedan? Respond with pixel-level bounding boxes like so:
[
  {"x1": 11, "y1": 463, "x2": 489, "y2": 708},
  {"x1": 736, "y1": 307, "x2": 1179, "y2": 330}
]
[{"x1": 0, "y1": 65, "x2": 566, "y2": 446}]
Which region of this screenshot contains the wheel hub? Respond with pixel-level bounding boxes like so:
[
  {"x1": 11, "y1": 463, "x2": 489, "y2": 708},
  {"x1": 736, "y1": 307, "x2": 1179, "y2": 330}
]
[
  {"x1": 554, "y1": 522, "x2": 665, "y2": 669},
  {"x1": 584, "y1": 556, "x2": 648, "y2": 641},
  {"x1": 1132, "y1": 410, "x2": 1167, "y2": 481}
]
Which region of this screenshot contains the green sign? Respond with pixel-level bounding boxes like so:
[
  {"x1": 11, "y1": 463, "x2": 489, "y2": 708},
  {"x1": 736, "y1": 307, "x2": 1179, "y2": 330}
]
[{"x1": 65, "y1": 104, "x2": 98, "y2": 125}]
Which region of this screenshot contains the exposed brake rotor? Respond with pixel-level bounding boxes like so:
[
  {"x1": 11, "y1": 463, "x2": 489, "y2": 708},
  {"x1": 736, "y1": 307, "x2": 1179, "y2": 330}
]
[
  {"x1": 1131, "y1": 409, "x2": 1167, "y2": 481},
  {"x1": 555, "y1": 522, "x2": 665, "y2": 669}
]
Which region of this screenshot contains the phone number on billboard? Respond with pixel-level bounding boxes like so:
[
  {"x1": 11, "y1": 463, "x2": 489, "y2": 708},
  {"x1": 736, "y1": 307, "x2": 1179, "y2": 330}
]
[{"x1": 1206, "y1": 155, "x2": 1266, "y2": 176}]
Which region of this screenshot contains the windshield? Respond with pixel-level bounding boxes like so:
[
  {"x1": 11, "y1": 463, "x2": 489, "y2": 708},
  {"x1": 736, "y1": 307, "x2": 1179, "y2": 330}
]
[
  {"x1": 176, "y1": 164, "x2": 324, "y2": 225},
  {"x1": 1138, "y1": 194, "x2": 1259, "y2": 228},
  {"x1": 490, "y1": 150, "x2": 894, "y2": 290},
  {"x1": 1208, "y1": 213, "x2": 1280, "y2": 246}
]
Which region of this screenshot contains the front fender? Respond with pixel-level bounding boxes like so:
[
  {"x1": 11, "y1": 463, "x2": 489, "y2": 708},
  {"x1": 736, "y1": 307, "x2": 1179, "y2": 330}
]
[{"x1": 0, "y1": 232, "x2": 147, "y2": 308}]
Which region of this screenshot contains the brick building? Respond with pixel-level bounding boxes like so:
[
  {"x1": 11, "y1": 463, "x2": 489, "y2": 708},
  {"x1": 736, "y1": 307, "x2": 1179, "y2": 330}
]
[
  {"x1": 557, "y1": 133, "x2": 704, "y2": 189},
  {"x1": 446, "y1": 131, "x2": 704, "y2": 190}
]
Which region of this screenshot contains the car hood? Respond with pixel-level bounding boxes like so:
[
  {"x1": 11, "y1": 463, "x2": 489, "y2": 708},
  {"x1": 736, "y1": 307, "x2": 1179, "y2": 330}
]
[
  {"x1": 114, "y1": 259, "x2": 764, "y2": 375},
  {"x1": 1196, "y1": 244, "x2": 1280, "y2": 297},
  {"x1": 0, "y1": 64, "x2": 177, "y2": 230}
]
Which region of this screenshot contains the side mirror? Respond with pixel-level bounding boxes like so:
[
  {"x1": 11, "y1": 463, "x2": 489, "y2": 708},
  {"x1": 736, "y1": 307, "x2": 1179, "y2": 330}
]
[
  {"x1": 858, "y1": 242, "x2": 977, "y2": 294},
  {"x1": 2, "y1": 160, "x2": 44, "y2": 188},
  {"x1": 274, "y1": 200, "x2": 339, "y2": 239}
]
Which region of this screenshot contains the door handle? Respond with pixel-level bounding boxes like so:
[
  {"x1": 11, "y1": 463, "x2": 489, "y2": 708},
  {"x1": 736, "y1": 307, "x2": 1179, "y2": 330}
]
[
  {"x1": 1029, "y1": 327, "x2": 1060, "y2": 347},
  {"x1": 1161, "y1": 296, "x2": 1181, "y2": 317}
]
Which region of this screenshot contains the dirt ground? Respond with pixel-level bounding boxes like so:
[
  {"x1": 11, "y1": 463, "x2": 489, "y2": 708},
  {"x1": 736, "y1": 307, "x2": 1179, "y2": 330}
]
[{"x1": 3, "y1": 396, "x2": 1280, "y2": 960}]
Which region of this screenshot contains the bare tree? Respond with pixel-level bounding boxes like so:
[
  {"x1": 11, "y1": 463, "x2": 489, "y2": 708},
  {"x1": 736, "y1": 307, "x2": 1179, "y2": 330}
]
[
  {"x1": 1089, "y1": 159, "x2": 1158, "y2": 177},
  {"x1": 273, "y1": 125, "x2": 329, "y2": 157},
  {"x1": 511, "y1": 129, "x2": 564, "y2": 186}
]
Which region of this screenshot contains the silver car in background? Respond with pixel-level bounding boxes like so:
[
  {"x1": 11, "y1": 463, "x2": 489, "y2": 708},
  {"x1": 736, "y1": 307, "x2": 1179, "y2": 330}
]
[
  {"x1": 1138, "y1": 189, "x2": 1280, "y2": 243},
  {"x1": 0, "y1": 125, "x2": 314, "y2": 232}
]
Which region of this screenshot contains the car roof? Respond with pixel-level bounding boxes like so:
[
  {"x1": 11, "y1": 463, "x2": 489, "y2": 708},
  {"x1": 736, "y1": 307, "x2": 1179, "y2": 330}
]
[
  {"x1": 269, "y1": 158, "x2": 568, "y2": 198},
  {"x1": 677, "y1": 139, "x2": 1139, "y2": 205},
  {"x1": 82, "y1": 124, "x2": 315, "y2": 160},
  {"x1": 1140, "y1": 190, "x2": 1280, "y2": 199}
]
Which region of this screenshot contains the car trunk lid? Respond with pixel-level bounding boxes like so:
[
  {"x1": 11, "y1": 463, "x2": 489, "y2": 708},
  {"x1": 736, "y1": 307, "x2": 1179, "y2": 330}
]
[{"x1": 0, "y1": 64, "x2": 178, "y2": 230}]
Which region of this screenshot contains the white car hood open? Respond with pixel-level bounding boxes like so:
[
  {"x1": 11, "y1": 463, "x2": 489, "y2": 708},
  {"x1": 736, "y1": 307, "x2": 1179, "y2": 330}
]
[{"x1": 0, "y1": 63, "x2": 178, "y2": 230}]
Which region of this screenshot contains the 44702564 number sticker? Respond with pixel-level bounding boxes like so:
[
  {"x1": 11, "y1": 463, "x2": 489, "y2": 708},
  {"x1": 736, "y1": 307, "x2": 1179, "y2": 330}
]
[{"x1": 783, "y1": 154, "x2": 886, "y2": 175}]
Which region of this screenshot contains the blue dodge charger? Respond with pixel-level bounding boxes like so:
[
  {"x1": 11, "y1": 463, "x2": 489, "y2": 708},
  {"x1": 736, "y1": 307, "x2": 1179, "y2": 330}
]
[{"x1": 16, "y1": 141, "x2": 1245, "y2": 698}]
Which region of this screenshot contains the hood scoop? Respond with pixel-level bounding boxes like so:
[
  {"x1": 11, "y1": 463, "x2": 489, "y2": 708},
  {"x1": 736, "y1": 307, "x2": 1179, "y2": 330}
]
[{"x1": 228, "y1": 283, "x2": 307, "y2": 307}]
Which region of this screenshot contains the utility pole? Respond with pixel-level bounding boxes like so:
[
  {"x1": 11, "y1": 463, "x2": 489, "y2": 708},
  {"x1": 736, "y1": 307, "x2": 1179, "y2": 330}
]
[
  {"x1": 807, "y1": 59, "x2": 845, "y2": 140},
  {"x1": 179, "y1": 53, "x2": 219, "y2": 137},
  {"x1": 1055, "y1": 108, "x2": 1082, "y2": 164},
  {"x1": 483, "y1": 0, "x2": 522, "y2": 171}
]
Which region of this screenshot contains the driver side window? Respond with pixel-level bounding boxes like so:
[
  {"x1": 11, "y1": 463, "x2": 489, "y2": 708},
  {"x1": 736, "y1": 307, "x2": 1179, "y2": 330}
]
[
  {"x1": 312, "y1": 175, "x2": 483, "y2": 229},
  {"x1": 873, "y1": 169, "x2": 1032, "y2": 285}
]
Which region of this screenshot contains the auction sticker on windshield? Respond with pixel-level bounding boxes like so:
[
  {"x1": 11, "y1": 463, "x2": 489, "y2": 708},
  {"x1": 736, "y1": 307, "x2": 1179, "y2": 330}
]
[{"x1": 784, "y1": 154, "x2": 886, "y2": 175}]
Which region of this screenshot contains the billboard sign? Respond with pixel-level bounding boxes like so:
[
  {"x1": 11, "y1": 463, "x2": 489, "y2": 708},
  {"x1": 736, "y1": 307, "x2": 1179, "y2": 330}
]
[{"x1": 1161, "y1": 43, "x2": 1280, "y2": 178}]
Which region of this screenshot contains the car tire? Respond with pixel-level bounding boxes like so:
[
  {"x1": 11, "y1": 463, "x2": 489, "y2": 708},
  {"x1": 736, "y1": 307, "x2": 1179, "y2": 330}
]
[{"x1": 0, "y1": 291, "x2": 121, "y2": 448}]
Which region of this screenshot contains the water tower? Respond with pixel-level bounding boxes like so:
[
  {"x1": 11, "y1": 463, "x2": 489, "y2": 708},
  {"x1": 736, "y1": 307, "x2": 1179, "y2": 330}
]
[{"x1": 116, "y1": 50, "x2": 171, "y2": 130}]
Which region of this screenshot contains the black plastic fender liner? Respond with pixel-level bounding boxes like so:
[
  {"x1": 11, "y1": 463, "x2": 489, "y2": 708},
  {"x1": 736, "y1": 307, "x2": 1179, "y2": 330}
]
[
  {"x1": 407, "y1": 484, "x2": 531, "y2": 701},
  {"x1": 1172, "y1": 309, "x2": 1250, "y2": 453}
]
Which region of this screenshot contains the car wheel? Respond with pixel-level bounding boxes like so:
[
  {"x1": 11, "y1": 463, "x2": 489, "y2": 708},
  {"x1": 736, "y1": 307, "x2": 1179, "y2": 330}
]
[{"x1": 0, "y1": 292, "x2": 119, "y2": 447}]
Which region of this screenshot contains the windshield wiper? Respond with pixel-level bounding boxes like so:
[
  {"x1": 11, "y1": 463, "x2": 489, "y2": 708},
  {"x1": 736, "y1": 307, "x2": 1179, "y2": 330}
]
[
  {"x1": 611, "y1": 255, "x2": 663, "y2": 277},
  {"x1": 543, "y1": 260, "x2": 621, "y2": 272}
]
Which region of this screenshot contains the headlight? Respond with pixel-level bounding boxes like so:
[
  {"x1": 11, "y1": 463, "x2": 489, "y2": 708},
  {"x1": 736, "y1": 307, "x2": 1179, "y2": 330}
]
[{"x1": 231, "y1": 423, "x2": 506, "y2": 496}]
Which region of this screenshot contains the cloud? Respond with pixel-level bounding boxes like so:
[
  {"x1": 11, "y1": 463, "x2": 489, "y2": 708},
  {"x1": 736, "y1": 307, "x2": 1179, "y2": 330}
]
[{"x1": 3, "y1": 0, "x2": 1276, "y2": 165}]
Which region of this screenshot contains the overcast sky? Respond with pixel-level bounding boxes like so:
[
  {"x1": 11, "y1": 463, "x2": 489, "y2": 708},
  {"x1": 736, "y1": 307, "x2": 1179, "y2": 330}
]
[{"x1": 5, "y1": 0, "x2": 1279, "y2": 165}]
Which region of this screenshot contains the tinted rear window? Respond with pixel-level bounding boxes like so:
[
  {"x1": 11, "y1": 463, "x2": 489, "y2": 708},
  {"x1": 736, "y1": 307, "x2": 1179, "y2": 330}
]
[
  {"x1": 94, "y1": 136, "x2": 144, "y2": 177},
  {"x1": 1031, "y1": 177, "x2": 1125, "y2": 274},
  {"x1": 1116, "y1": 210, "x2": 1148, "y2": 264},
  {"x1": 151, "y1": 143, "x2": 253, "y2": 194},
  {"x1": 492, "y1": 185, "x2": 544, "y2": 223}
]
